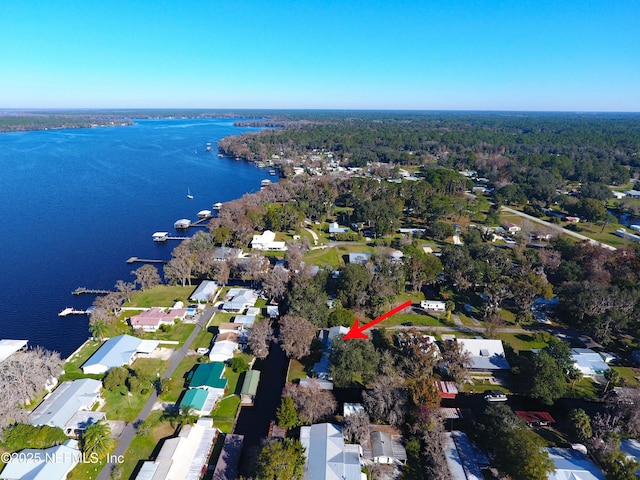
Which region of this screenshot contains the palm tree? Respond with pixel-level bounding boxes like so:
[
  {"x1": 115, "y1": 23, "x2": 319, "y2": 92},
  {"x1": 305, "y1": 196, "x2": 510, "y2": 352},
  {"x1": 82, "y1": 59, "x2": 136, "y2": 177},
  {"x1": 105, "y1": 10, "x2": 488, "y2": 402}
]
[
  {"x1": 81, "y1": 420, "x2": 115, "y2": 460},
  {"x1": 89, "y1": 320, "x2": 108, "y2": 342}
]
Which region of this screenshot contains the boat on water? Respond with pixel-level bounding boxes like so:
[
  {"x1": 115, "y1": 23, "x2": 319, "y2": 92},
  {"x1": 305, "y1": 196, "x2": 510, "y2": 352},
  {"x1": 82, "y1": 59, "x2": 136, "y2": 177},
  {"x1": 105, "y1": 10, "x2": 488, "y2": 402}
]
[
  {"x1": 261, "y1": 179, "x2": 272, "y2": 187},
  {"x1": 213, "y1": 202, "x2": 223, "y2": 211},
  {"x1": 269, "y1": 169, "x2": 276, "y2": 176},
  {"x1": 187, "y1": 187, "x2": 193, "y2": 199},
  {"x1": 217, "y1": 153, "x2": 223, "y2": 158},
  {"x1": 205, "y1": 143, "x2": 212, "y2": 152}
]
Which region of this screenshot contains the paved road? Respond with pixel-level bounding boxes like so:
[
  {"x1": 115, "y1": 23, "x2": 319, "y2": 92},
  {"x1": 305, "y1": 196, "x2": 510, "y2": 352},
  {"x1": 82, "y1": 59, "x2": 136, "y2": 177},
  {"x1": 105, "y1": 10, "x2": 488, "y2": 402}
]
[
  {"x1": 501, "y1": 206, "x2": 616, "y2": 250},
  {"x1": 97, "y1": 307, "x2": 216, "y2": 480}
]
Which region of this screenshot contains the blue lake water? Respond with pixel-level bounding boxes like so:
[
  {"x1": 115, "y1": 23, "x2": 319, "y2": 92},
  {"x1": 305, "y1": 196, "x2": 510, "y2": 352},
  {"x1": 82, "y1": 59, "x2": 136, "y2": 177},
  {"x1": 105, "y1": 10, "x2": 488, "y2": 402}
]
[{"x1": 0, "y1": 118, "x2": 271, "y2": 357}]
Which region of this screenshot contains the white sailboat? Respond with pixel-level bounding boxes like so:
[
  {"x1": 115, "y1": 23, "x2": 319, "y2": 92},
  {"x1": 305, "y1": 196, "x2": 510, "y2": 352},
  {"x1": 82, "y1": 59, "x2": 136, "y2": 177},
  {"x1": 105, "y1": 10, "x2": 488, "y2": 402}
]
[{"x1": 187, "y1": 187, "x2": 193, "y2": 199}]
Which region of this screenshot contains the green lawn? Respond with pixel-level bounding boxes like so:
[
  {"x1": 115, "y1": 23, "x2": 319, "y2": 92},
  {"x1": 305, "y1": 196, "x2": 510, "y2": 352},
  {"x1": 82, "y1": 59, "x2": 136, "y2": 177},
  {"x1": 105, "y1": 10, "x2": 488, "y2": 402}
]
[
  {"x1": 139, "y1": 322, "x2": 195, "y2": 343},
  {"x1": 61, "y1": 340, "x2": 103, "y2": 381},
  {"x1": 212, "y1": 396, "x2": 241, "y2": 433},
  {"x1": 126, "y1": 285, "x2": 195, "y2": 308},
  {"x1": 303, "y1": 246, "x2": 342, "y2": 267},
  {"x1": 102, "y1": 359, "x2": 167, "y2": 421},
  {"x1": 612, "y1": 366, "x2": 639, "y2": 387},
  {"x1": 113, "y1": 411, "x2": 177, "y2": 480},
  {"x1": 287, "y1": 359, "x2": 307, "y2": 383},
  {"x1": 384, "y1": 312, "x2": 446, "y2": 328},
  {"x1": 497, "y1": 332, "x2": 548, "y2": 353}
]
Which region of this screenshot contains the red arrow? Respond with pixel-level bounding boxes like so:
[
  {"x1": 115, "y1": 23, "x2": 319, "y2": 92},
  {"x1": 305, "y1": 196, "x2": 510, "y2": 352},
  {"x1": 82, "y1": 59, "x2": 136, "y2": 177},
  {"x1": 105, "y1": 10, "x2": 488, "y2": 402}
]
[{"x1": 342, "y1": 301, "x2": 413, "y2": 340}]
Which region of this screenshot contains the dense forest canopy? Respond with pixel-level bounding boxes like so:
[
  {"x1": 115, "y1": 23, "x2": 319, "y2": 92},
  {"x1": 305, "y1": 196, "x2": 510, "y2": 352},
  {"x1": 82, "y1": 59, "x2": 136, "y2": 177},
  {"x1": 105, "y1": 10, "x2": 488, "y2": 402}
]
[{"x1": 218, "y1": 112, "x2": 640, "y2": 186}]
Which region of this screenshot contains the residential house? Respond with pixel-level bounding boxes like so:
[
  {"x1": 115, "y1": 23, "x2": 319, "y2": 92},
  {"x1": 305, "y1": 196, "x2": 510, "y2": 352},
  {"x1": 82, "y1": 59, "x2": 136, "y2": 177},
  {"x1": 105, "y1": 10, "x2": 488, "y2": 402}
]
[
  {"x1": 0, "y1": 339, "x2": 28, "y2": 363},
  {"x1": 209, "y1": 333, "x2": 240, "y2": 362},
  {"x1": 29, "y1": 378, "x2": 105, "y2": 436},
  {"x1": 222, "y1": 288, "x2": 258, "y2": 313},
  {"x1": 368, "y1": 428, "x2": 407, "y2": 465},
  {"x1": 251, "y1": 230, "x2": 287, "y2": 251},
  {"x1": 436, "y1": 381, "x2": 459, "y2": 400},
  {"x1": 233, "y1": 315, "x2": 256, "y2": 328},
  {"x1": 329, "y1": 222, "x2": 349, "y2": 234},
  {"x1": 456, "y1": 338, "x2": 511, "y2": 372},
  {"x1": 217, "y1": 323, "x2": 243, "y2": 335},
  {"x1": 212, "y1": 247, "x2": 242, "y2": 262},
  {"x1": 81, "y1": 335, "x2": 159, "y2": 375},
  {"x1": 502, "y1": 222, "x2": 521, "y2": 234},
  {"x1": 348, "y1": 252, "x2": 372, "y2": 264},
  {"x1": 128, "y1": 307, "x2": 187, "y2": 332},
  {"x1": 190, "y1": 280, "x2": 219, "y2": 303},
  {"x1": 515, "y1": 411, "x2": 555, "y2": 427},
  {"x1": 299, "y1": 423, "x2": 365, "y2": 480},
  {"x1": 186, "y1": 362, "x2": 228, "y2": 406},
  {"x1": 313, "y1": 326, "x2": 349, "y2": 380},
  {"x1": 547, "y1": 448, "x2": 605, "y2": 480},
  {"x1": 571, "y1": 348, "x2": 610, "y2": 377},
  {"x1": 135, "y1": 418, "x2": 218, "y2": 480},
  {"x1": 443, "y1": 431, "x2": 489, "y2": 480},
  {"x1": 0, "y1": 439, "x2": 81, "y2": 480},
  {"x1": 420, "y1": 300, "x2": 446, "y2": 311}
]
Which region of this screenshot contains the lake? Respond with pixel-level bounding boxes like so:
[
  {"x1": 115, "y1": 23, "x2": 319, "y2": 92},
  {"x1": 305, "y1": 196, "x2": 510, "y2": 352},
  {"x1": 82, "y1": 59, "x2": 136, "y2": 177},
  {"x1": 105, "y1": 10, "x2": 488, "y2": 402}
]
[{"x1": 0, "y1": 118, "x2": 272, "y2": 357}]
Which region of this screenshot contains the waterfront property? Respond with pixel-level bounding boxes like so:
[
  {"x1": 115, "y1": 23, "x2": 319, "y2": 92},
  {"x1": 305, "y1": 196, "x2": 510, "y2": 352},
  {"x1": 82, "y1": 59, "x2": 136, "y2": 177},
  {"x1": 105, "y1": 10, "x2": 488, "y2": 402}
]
[
  {"x1": 28, "y1": 378, "x2": 105, "y2": 436},
  {"x1": 128, "y1": 307, "x2": 188, "y2": 332},
  {"x1": 0, "y1": 439, "x2": 81, "y2": 480},
  {"x1": 190, "y1": 280, "x2": 219, "y2": 303},
  {"x1": 81, "y1": 334, "x2": 159, "y2": 375},
  {"x1": 135, "y1": 418, "x2": 218, "y2": 480},
  {"x1": 209, "y1": 333, "x2": 240, "y2": 362},
  {"x1": 240, "y1": 370, "x2": 261, "y2": 405},
  {"x1": 187, "y1": 362, "x2": 228, "y2": 402},
  {"x1": 250, "y1": 230, "x2": 287, "y2": 251},
  {"x1": 299, "y1": 423, "x2": 364, "y2": 480},
  {"x1": 0, "y1": 339, "x2": 28, "y2": 363},
  {"x1": 152, "y1": 231, "x2": 169, "y2": 242},
  {"x1": 221, "y1": 288, "x2": 258, "y2": 313}
]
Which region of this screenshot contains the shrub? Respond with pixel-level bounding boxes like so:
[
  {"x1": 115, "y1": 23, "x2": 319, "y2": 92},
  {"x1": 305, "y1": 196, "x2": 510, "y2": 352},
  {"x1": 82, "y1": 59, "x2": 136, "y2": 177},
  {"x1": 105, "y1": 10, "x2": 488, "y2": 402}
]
[{"x1": 1, "y1": 424, "x2": 67, "y2": 450}]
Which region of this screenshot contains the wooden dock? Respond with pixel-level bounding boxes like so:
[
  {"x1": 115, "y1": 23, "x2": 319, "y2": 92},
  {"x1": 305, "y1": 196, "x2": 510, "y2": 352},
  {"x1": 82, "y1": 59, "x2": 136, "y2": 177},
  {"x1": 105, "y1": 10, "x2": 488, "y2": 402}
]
[
  {"x1": 126, "y1": 257, "x2": 167, "y2": 264},
  {"x1": 72, "y1": 287, "x2": 112, "y2": 295},
  {"x1": 166, "y1": 236, "x2": 190, "y2": 241},
  {"x1": 58, "y1": 307, "x2": 87, "y2": 317}
]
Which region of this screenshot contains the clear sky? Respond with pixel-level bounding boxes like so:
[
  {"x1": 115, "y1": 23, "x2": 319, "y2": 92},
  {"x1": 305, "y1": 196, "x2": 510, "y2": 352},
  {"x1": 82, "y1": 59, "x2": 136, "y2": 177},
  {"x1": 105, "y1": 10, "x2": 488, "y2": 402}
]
[{"x1": 1, "y1": 0, "x2": 638, "y2": 111}]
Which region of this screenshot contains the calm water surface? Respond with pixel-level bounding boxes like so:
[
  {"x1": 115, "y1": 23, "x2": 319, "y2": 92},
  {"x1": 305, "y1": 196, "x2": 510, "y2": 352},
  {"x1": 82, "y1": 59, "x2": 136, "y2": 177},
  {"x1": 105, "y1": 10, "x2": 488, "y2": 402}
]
[{"x1": 0, "y1": 119, "x2": 271, "y2": 357}]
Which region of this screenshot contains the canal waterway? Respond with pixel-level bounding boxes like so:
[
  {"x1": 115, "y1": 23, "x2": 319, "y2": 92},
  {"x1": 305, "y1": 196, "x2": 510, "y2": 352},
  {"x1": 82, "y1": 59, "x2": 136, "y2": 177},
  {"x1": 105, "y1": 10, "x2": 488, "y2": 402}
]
[
  {"x1": 235, "y1": 333, "x2": 289, "y2": 476},
  {"x1": 0, "y1": 118, "x2": 272, "y2": 357}
]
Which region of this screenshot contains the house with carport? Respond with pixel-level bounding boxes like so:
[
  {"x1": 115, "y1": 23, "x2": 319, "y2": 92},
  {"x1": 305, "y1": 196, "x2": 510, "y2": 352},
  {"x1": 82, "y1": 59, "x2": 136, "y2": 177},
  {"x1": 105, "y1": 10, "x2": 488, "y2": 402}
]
[
  {"x1": 29, "y1": 378, "x2": 105, "y2": 436},
  {"x1": 181, "y1": 362, "x2": 228, "y2": 415},
  {"x1": 81, "y1": 334, "x2": 159, "y2": 375}
]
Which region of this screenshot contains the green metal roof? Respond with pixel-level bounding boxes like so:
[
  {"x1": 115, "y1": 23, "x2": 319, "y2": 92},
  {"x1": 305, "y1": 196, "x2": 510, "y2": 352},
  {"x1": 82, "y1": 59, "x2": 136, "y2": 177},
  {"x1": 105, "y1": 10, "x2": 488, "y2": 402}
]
[
  {"x1": 180, "y1": 388, "x2": 208, "y2": 410},
  {"x1": 190, "y1": 362, "x2": 227, "y2": 389},
  {"x1": 240, "y1": 370, "x2": 261, "y2": 396}
]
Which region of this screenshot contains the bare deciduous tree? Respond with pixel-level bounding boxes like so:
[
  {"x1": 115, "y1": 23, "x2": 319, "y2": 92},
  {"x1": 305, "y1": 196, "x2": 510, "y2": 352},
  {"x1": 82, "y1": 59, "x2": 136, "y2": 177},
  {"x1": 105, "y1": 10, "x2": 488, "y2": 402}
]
[
  {"x1": 0, "y1": 347, "x2": 62, "y2": 432},
  {"x1": 247, "y1": 319, "x2": 273, "y2": 360},
  {"x1": 262, "y1": 265, "x2": 290, "y2": 302},
  {"x1": 114, "y1": 280, "x2": 136, "y2": 303},
  {"x1": 343, "y1": 411, "x2": 370, "y2": 445},
  {"x1": 284, "y1": 380, "x2": 337, "y2": 424},
  {"x1": 131, "y1": 264, "x2": 161, "y2": 290},
  {"x1": 363, "y1": 375, "x2": 408, "y2": 427},
  {"x1": 278, "y1": 315, "x2": 317, "y2": 359},
  {"x1": 438, "y1": 340, "x2": 473, "y2": 385}
]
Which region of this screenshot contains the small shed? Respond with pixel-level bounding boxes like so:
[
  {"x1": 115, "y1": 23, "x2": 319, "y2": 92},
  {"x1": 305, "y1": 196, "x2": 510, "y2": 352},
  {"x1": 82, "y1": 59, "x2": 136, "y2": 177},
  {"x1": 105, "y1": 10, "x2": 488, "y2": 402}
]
[
  {"x1": 240, "y1": 370, "x2": 261, "y2": 405},
  {"x1": 515, "y1": 411, "x2": 555, "y2": 426},
  {"x1": 436, "y1": 381, "x2": 459, "y2": 399}
]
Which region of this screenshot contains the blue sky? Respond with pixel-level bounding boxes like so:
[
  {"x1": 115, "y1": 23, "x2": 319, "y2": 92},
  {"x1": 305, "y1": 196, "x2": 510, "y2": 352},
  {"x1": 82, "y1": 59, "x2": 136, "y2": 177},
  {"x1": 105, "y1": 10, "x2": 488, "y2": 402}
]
[{"x1": 1, "y1": 0, "x2": 638, "y2": 111}]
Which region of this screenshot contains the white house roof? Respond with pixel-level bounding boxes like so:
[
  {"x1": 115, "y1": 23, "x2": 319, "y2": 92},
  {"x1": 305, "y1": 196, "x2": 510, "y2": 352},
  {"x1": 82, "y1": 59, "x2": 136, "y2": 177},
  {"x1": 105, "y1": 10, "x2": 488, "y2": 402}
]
[
  {"x1": 209, "y1": 341, "x2": 237, "y2": 362},
  {"x1": 0, "y1": 440, "x2": 81, "y2": 480},
  {"x1": 29, "y1": 379, "x2": 103, "y2": 431},
  {"x1": 571, "y1": 348, "x2": 610, "y2": 376},
  {"x1": 300, "y1": 423, "x2": 362, "y2": 480},
  {"x1": 81, "y1": 335, "x2": 159, "y2": 374},
  {"x1": 370, "y1": 431, "x2": 407, "y2": 463},
  {"x1": 135, "y1": 418, "x2": 218, "y2": 480},
  {"x1": 456, "y1": 338, "x2": 511, "y2": 371},
  {"x1": 0, "y1": 339, "x2": 28, "y2": 363},
  {"x1": 547, "y1": 448, "x2": 605, "y2": 480},
  {"x1": 190, "y1": 280, "x2": 219, "y2": 302}
]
